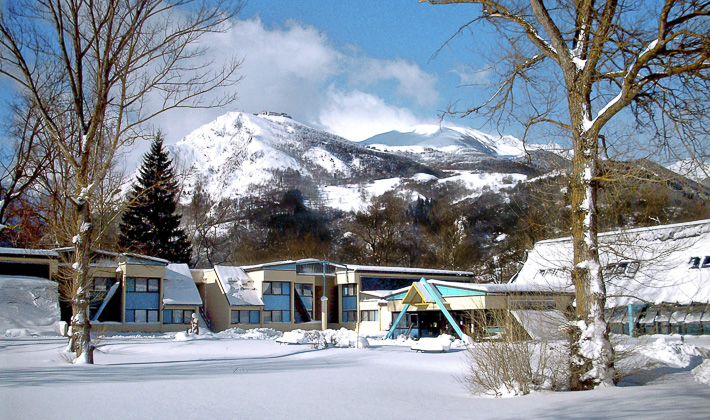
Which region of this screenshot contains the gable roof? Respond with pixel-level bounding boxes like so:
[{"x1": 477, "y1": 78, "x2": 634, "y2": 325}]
[{"x1": 512, "y1": 219, "x2": 710, "y2": 306}]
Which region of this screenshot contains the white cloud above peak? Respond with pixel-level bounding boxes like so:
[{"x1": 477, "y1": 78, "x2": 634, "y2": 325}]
[
  {"x1": 150, "y1": 17, "x2": 441, "y2": 146},
  {"x1": 318, "y1": 88, "x2": 425, "y2": 142}
]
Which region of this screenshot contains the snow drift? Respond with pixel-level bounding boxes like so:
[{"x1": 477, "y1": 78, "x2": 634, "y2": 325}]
[{"x1": 0, "y1": 275, "x2": 61, "y2": 336}]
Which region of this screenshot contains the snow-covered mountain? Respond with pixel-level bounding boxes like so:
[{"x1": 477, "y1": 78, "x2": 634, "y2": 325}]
[
  {"x1": 360, "y1": 124, "x2": 563, "y2": 163},
  {"x1": 170, "y1": 112, "x2": 433, "y2": 202},
  {"x1": 169, "y1": 112, "x2": 567, "y2": 211}
]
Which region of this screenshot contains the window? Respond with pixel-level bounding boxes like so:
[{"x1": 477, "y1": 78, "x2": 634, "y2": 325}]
[
  {"x1": 342, "y1": 310, "x2": 356, "y2": 323},
  {"x1": 361, "y1": 310, "x2": 378, "y2": 322},
  {"x1": 127, "y1": 309, "x2": 159, "y2": 323},
  {"x1": 91, "y1": 277, "x2": 113, "y2": 292},
  {"x1": 163, "y1": 310, "x2": 194, "y2": 324},
  {"x1": 626, "y1": 261, "x2": 640, "y2": 276},
  {"x1": 148, "y1": 278, "x2": 159, "y2": 292},
  {"x1": 263, "y1": 310, "x2": 289, "y2": 323},
  {"x1": 689, "y1": 257, "x2": 701, "y2": 269},
  {"x1": 295, "y1": 283, "x2": 313, "y2": 297},
  {"x1": 126, "y1": 277, "x2": 160, "y2": 293},
  {"x1": 172, "y1": 310, "x2": 183, "y2": 324},
  {"x1": 135, "y1": 278, "x2": 147, "y2": 292},
  {"x1": 231, "y1": 310, "x2": 260, "y2": 324},
  {"x1": 263, "y1": 282, "x2": 290, "y2": 295},
  {"x1": 148, "y1": 309, "x2": 159, "y2": 323},
  {"x1": 510, "y1": 299, "x2": 556, "y2": 310},
  {"x1": 603, "y1": 262, "x2": 640, "y2": 277},
  {"x1": 342, "y1": 284, "x2": 356, "y2": 297}
]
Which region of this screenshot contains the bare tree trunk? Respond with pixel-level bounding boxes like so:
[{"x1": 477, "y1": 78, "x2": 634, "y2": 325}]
[
  {"x1": 70, "y1": 196, "x2": 94, "y2": 364},
  {"x1": 568, "y1": 96, "x2": 614, "y2": 389}
]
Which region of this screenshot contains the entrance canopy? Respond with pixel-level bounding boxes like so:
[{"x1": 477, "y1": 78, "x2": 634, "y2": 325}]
[
  {"x1": 402, "y1": 281, "x2": 436, "y2": 305},
  {"x1": 386, "y1": 278, "x2": 465, "y2": 340}
]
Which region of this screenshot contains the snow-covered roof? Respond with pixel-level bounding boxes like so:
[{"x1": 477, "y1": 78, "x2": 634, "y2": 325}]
[
  {"x1": 512, "y1": 219, "x2": 710, "y2": 306},
  {"x1": 163, "y1": 264, "x2": 202, "y2": 306},
  {"x1": 343, "y1": 264, "x2": 474, "y2": 277},
  {"x1": 0, "y1": 248, "x2": 58, "y2": 258},
  {"x1": 52, "y1": 248, "x2": 169, "y2": 265},
  {"x1": 214, "y1": 265, "x2": 264, "y2": 307}
]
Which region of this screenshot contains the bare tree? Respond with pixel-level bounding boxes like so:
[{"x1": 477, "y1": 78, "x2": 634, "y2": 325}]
[
  {"x1": 0, "y1": 99, "x2": 53, "y2": 234},
  {"x1": 348, "y1": 193, "x2": 410, "y2": 265},
  {"x1": 0, "y1": 0, "x2": 243, "y2": 363},
  {"x1": 422, "y1": 0, "x2": 710, "y2": 389}
]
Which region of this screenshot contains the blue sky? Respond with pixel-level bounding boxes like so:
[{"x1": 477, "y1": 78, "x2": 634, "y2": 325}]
[
  {"x1": 149, "y1": 0, "x2": 498, "y2": 144},
  {"x1": 0, "y1": 1, "x2": 499, "y2": 150}
]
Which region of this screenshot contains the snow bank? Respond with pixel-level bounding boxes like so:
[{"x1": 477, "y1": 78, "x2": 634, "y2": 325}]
[
  {"x1": 692, "y1": 359, "x2": 710, "y2": 386},
  {"x1": 276, "y1": 331, "x2": 306, "y2": 344},
  {"x1": 0, "y1": 275, "x2": 61, "y2": 336},
  {"x1": 641, "y1": 338, "x2": 705, "y2": 368},
  {"x1": 411, "y1": 335, "x2": 452, "y2": 352},
  {"x1": 216, "y1": 327, "x2": 282, "y2": 340}
]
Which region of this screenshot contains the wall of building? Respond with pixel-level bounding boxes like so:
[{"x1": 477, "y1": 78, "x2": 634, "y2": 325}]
[{"x1": 200, "y1": 269, "x2": 231, "y2": 332}]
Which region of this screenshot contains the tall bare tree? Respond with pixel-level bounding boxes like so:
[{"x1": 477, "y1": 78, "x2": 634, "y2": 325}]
[
  {"x1": 421, "y1": 0, "x2": 710, "y2": 389},
  {"x1": 0, "y1": 0, "x2": 243, "y2": 363},
  {"x1": 0, "y1": 99, "x2": 53, "y2": 236}
]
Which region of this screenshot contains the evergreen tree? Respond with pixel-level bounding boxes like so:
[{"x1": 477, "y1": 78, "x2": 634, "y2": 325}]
[{"x1": 119, "y1": 135, "x2": 192, "y2": 263}]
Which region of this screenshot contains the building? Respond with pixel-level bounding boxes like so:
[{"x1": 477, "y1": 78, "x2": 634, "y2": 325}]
[
  {"x1": 511, "y1": 219, "x2": 710, "y2": 336},
  {"x1": 0, "y1": 248, "x2": 203, "y2": 333},
  {"x1": 4, "y1": 219, "x2": 707, "y2": 338}
]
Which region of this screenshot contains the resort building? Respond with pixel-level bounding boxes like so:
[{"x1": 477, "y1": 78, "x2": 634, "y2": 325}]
[
  {"x1": 2, "y1": 218, "x2": 708, "y2": 338},
  {"x1": 512, "y1": 219, "x2": 710, "y2": 336}
]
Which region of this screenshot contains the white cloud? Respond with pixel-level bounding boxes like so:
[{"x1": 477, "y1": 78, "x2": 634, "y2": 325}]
[
  {"x1": 350, "y1": 58, "x2": 439, "y2": 106},
  {"x1": 151, "y1": 17, "x2": 439, "y2": 145},
  {"x1": 318, "y1": 88, "x2": 423, "y2": 142},
  {"x1": 450, "y1": 64, "x2": 492, "y2": 86}
]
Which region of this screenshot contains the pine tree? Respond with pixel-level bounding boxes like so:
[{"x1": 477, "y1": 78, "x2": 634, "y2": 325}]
[{"x1": 119, "y1": 135, "x2": 192, "y2": 263}]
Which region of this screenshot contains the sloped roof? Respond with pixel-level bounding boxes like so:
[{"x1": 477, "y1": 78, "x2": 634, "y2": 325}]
[
  {"x1": 512, "y1": 219, "x2": 710, "y2": 306},
  {"x1": 163, "y1": 264, "x2": 202, "y2": 306},
  {"x1": 0, "y1": 248, "x2": 58, "y2": 258},
  {"x1": 428, "y1": 279, "x2": 573, "y2": 295},
  {"x1": 214, "y1": 265, "x2": 264, "y2": 307},
  {"x1": 344, "y1": 264, "x2": 474, "y2": 277}
]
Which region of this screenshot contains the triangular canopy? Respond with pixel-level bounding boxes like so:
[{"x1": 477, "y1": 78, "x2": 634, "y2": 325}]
[{"x1": 402, "y1": 280, "x2": 436, "y2": 305}]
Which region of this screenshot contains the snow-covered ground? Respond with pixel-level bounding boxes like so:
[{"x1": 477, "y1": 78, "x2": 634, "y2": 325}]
[
  {"x1": 1, "y1": 330, "x2": 709, "y2": 419},
  {"x1": 1, "y1": 278, "x2": 708, "y2": 418}
]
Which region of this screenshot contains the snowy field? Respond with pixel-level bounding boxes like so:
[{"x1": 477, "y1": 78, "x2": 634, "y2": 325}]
[{"x1": 1, "y1": 330, "x2": 709, "y2": 419}]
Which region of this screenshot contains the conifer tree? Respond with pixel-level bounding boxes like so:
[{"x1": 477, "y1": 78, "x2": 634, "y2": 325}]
[{"x1": 119, "y1": 135, "x2": 192, "y2": 263}]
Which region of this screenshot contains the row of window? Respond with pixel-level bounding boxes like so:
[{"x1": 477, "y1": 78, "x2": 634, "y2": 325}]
[
  {"x1": 263, "y1": 281, "x2": 290, "y2": 295},
  {"x1": 263, "y1": 310, "x2": 290, "y2": 323},
  {"x1": 263, "y1": 282, "x2": 317, "y2": 296},
  {"x1": 163, "y1": 309, "x2": 195, "y2": 325},
  {"x1": 603, "y1": 261, "x2": 640, "y2": 277},
  {"x1": 231, "y1": 310, "x2": 260, "y2": 324},
  {"x1": 126, "y1": 277, "x2": 160, "y2": 293},
  {"x1": 295, "y1": 283, "x2": 313, "y2": 297},
  {"x1": 539, "y1": 262, "x2": 641, "y2": 278},
  {"x1": 689, "y1": 256, "x2": 710, "y2": 269},
  {"x1": 341, "y1": 310, "x2": 379, "y2": 323},
  {"x1": 125, "y1": 309, "x2": 159, "y2": 323}
]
